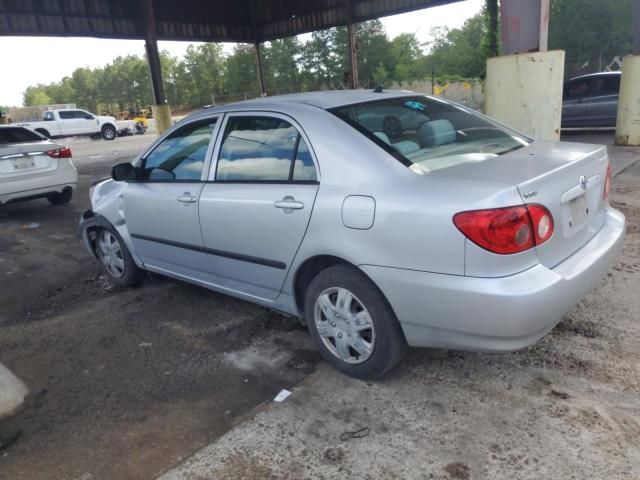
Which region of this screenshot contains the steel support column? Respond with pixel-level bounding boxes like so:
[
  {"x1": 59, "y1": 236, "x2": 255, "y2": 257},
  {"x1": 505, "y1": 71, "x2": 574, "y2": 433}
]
[
  {"x1": 615, "y1": 0, "x2": 640, "y2": 145},
  {"x1": 141, "y1": 0, "x2": 171, "y2": 133},
  {"x1": 347, "y1": 23, "x2": 358, "y2": 89},
  {"x1": 255, "y1": 42, "x2": 266, "y2": 97}
]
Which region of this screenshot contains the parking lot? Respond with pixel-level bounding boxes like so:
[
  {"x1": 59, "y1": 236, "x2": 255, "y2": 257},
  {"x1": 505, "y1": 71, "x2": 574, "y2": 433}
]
[{"x1": 1, "y1": 132, "x2": 640, "y2": 479}]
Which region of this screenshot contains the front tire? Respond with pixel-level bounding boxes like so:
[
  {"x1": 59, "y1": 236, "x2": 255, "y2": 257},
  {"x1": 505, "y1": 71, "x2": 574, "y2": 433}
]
[
  {"x1": 101, "y1": 124, "x2": 117, "y2": 141},
  {"x1": 304, "y1": 264, "x2": 407, "y2": 380},
  {"x1": 95, "y1": 227, "x2": 145, "y2": 287}
]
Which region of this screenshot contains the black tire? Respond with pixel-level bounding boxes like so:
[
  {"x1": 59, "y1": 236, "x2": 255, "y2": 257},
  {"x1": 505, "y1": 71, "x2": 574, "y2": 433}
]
[
  {"x1": 101, "y1": 124, "x2": 117, "y2": 141},
  {"x1": 94, "y1": 226, "x2": 145, "y2": 287},
  {"x1": 36, "y1": 129, "x2": 50, "y2": 139},
  {"x1": 304, "y1": 264, "x2": 407, "y2": 380},
  {"x1": 47, "y1": 188, "x2": 73, "y2": 205}
]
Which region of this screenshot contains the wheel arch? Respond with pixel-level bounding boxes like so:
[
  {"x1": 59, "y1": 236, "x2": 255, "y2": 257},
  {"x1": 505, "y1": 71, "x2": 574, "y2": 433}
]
[{"x1": 292, "y1": 254, "x2": 393, "y2": 324}]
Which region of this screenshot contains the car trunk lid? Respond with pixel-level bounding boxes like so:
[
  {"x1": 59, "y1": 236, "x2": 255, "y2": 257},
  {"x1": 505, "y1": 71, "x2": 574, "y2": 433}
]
[
  {"x1": 0, "y1": 142, "x2": 60, "y2": 181},
  {"x1": 432, "y1": 140, "x2": 609, "y2": 268}
]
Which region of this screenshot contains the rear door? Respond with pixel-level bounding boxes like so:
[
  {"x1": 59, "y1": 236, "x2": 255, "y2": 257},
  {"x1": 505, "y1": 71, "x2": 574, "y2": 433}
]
[
  {"x1": 57, "y1": 110, "x2": 81, "y2": 135},
  {"x1": 562, "y1": 78, "x2": 591, "y2": 128},
  {"x1": 586, "y1": 75, "x2": 620, "y2": 128},
  {"x1": 199, "y1": 112, "x2": 319, "y2": 300},
  {"x1": 122, "y1": 116, "x2": 220, "y2": 278}
]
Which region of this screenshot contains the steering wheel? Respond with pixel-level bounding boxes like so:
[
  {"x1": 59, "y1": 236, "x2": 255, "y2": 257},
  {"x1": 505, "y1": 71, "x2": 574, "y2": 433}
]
[{"x1": 382, "y1": 115, "x2": 402, "y2": 140}]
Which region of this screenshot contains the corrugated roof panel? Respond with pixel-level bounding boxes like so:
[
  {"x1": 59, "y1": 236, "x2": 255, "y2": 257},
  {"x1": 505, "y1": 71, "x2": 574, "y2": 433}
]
[{"x1": 0, "y1": 0, "x2": 461, "y2": 41}]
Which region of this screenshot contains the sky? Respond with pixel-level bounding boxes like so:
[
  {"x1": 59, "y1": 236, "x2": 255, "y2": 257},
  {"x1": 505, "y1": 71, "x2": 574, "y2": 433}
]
[{"x1": 0, "y1": 0, "x2": 483, "y2": 107}]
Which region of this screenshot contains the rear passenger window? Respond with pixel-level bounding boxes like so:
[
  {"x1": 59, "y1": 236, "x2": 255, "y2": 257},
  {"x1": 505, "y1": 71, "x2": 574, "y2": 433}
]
[
  {"x1": 216, "y1": 116, "x2": 317, "y2": 182},
  {"x1": 58, "y1": 111, "x2": 74, "y2": 120},
  {"x1": 0, "y1": 127, "x2": 43, "y2": 144}
]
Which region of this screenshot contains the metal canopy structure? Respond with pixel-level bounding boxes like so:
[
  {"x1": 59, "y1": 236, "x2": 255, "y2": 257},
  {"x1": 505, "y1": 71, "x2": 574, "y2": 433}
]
[
  {"x1": 0, "y1": 0, "x2": 459, "y2": 42},
  {"x1": 1, "y1": 0, "x2": 462, "y2": 131}
]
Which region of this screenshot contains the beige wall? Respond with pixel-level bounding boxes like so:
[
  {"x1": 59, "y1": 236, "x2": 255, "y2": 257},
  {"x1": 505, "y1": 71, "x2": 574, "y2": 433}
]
[
  {"x1": 485, "y1": 51, "x2": 565, "y2": 141},
  {"x1": 392, "y1": 80, "x2": 484, "y2": 111}
]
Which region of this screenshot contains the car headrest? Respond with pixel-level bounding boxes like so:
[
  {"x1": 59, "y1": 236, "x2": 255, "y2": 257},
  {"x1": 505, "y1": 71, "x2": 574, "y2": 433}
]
[
  {"x1": 373, "y1": 131, "x2": 390, "y2": 144},
  {"x1": 419, "y1": 119, "x2": 456, "y2": 147}
]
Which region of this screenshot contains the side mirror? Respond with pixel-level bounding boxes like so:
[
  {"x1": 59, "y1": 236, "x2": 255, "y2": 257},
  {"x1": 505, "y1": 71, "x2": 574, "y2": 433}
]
[
  {"x1": 85, "y1": 115, "x2": 95, "y2": 120},
  {"x1": 111, "y1": 163, "x2": 137, "y2": 182}
]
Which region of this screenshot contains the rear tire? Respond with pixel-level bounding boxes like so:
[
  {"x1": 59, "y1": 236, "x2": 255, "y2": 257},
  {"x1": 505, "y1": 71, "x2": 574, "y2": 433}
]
[
  {"x1": 95, "y1": 227, "x2": 145, "y2": 287},
  {"x1": 304, "y1": 264, "x2": 407, "y2": 380},
  {"x1": 101, "y1": 124, "x2": 117, "y2": 141},
  {"x1": 47, "y1": 188, "x2": 72, "y2": 205}
]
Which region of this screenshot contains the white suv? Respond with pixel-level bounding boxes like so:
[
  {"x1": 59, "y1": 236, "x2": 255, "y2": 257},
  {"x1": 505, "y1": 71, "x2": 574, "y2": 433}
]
[{"x1": 0, "y1": 126, "x2": 78, "y2": 206}]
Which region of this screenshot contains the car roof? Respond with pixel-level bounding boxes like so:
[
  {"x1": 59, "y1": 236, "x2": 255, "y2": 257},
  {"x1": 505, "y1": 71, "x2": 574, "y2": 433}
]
[
  {"x1": 204, "y1": 89, "x2": 419, "y2": 113},
  {"x1": 568, "y1": 71, "x2": 621, "y2": 82}
]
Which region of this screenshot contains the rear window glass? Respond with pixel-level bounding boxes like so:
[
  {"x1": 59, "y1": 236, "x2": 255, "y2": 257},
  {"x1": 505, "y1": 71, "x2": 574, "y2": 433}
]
[
  {"x1": 0, "y1": 127, "x2": 44, "y2": 144},
  {"x1": 329, "y1": 96, "x2": 530, "y2": 174}
]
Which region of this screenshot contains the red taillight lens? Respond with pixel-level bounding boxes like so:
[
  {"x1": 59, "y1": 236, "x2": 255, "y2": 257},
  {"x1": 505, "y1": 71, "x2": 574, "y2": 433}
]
[
  {"x1": 603, "y1": 162, "x2": 612, "y2": 200},
  {"x1": 46, "y1": 147, "x2": 72, "y2": 158},
  {"x1": 453, "y1": 204, "x2": 554, "y2": 255}
]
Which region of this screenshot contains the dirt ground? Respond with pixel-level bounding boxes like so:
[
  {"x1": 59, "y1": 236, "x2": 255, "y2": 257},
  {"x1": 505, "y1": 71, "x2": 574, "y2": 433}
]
[
  {"x1": 1, "y1": 133, "x2": 639, "y2": 480},
  {"x1": 0, "y1": 136, "x2": 321, "y2": 480}
]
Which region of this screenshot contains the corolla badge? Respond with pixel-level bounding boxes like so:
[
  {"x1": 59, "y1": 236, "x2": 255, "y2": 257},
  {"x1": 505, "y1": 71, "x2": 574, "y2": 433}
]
[{"x1": 579, "y1": 175, "x2": 589, "y2": 191}]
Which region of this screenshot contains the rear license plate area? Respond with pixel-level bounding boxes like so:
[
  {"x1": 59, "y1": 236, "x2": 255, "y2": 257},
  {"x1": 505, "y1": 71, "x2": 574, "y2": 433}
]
[
  {"x1": 12, "y1": 157, "x2": 35, "y2": 170},
  {"x1": 568, "y1": 194, "x2": 588, "y2": 229}
]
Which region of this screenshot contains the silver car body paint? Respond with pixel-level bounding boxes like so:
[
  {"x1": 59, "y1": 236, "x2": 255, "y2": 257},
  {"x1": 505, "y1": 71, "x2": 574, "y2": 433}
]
[{"x1": 85, "y1": 90, "x2": 625, "y2": 352}]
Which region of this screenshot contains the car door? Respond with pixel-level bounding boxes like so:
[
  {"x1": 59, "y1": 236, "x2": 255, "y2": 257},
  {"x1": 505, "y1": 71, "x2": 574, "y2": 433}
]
[
  {"x1": 562, "y1": 78, "x2": 592, "y2": 128},
  {"x1": 122, "y1": 116, "x2": 221, "y2": 279},
  {"x1": 57, "y1": 110, "x2": 80, "y2": 135},
  {"x1": 199, "y1": 113, "x2": 319, "y2": 300},
  {"x1": 75, "y1": 110, "x2": 99, "y2": 134},
  {"x1": 586, "y1": 75, "x2": 620, "y2": 128}
]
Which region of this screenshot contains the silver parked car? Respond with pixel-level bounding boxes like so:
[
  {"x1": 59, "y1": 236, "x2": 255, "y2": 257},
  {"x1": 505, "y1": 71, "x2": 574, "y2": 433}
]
[{"x1": 79, "y1": 90, "x2": 625, "y2": 379}]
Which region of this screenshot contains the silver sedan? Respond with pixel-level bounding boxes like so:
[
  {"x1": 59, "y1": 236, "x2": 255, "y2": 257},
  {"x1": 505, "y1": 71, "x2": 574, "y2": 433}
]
[{"x1": 79, "y1": 90, "x2": 625, "y2": 379}]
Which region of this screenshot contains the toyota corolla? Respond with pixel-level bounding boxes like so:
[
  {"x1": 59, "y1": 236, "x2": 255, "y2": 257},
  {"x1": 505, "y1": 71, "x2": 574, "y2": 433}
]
[{"x1": 79, "y1": 90, "x2": 625, "y2": 379}]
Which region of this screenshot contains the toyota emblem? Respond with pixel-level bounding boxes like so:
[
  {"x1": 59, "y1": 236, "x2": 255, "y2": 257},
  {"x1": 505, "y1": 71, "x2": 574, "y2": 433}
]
[{"x1": 579, "y1": 175, "x2": 588, "y2": 191}]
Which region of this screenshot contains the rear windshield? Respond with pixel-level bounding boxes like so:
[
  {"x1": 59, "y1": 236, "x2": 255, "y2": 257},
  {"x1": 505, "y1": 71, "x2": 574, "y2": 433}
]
[
  {"x1": 0, "y1": 127, "x2": 44, "y2": 144},
  {"x1": 329, "y1": 96, "x2": 530, "y2": 174}
]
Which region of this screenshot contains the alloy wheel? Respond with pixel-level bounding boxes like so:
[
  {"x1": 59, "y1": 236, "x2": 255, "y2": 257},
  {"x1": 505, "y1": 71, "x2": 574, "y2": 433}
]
[
  {"x1": 314, "y1": 287, "x2": 376, "y2": 364},
  {"x1": 97, "y1": 230, "x2": 125, "y2": 278}
]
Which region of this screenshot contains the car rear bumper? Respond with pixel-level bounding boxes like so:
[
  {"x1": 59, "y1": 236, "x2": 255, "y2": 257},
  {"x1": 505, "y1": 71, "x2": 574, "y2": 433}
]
[
  {"x1": 361, "y1": 207, "x2": 625, "y2": 352},
  {"x1": 0, "y1": 160, "x2": 77, "y2": 205}
]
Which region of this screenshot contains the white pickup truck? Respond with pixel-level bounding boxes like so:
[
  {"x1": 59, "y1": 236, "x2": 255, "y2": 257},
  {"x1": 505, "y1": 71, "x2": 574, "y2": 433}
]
[{"x1": 17, "y1": 109, "x2": 119, "y2": 141}]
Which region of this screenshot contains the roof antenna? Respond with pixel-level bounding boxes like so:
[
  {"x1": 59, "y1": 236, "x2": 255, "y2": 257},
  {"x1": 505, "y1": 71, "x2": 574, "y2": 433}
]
[{"x1": 373, "y1": 85, "x2": 384, "y2": 93}]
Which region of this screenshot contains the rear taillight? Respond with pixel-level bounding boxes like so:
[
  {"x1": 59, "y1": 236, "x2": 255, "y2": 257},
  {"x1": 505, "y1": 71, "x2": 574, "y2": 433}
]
[
  {"x1": 46, "y1": 147, "x2": 72, "y2": 158},
  {"x1": 603, "y1": 162, "x2": 612, "y2": 200},
  {"x1": 453, "y1": 204, "x2": 554, "y2": 255}
]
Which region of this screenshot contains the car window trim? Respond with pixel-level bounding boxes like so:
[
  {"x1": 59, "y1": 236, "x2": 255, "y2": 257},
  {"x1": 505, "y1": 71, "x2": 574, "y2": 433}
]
[
  {"x1": 207, "y1": 110, "x2": 320, "y2": 184},
  {"x1": 136, "y1": 114, "x2": 222, "y2": 184}
]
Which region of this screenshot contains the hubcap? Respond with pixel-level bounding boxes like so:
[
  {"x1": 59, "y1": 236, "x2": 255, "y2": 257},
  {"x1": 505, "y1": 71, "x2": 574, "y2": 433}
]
[
  {"x1": 105, "y1": 128, "x2": 115, "y2": 139},
  {"x1": 97, "y1": 231, "x2": 125, "y2": 278},
  {"x1": 314, "y1": 287, "x2": 375, "y2": 364}
]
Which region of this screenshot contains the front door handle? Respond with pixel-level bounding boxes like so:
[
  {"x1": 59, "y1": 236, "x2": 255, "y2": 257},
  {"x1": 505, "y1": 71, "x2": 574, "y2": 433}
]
[
  {"x1": 274, "y1": 196, "x2": 304, "y2": 213},
  {"x1": 177, "y1": 192, "x2": 197, "y2": 204}
]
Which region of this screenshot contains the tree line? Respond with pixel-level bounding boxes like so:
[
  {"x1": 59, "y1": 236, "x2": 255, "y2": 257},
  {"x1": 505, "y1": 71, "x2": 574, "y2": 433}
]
[{"x1": 15, "y1": 0, "x2": 634, "y2": 113}]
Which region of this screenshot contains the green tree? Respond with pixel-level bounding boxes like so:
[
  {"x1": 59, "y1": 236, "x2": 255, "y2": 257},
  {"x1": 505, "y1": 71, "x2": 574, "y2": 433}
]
[
  {"x1": 549, "y1": 0, "x2": 633, "y2": 77},
  {"x1": 224, "y1": 44, "x2": 259, "y2": 98},
  {"x1": 23, "y1": 86, "x2": 52, "y2": 106}
]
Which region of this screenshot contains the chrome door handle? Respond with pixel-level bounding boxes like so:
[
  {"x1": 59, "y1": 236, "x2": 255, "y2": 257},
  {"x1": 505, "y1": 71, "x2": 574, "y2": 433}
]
[
  {"x1": 177, "y1": 193, "x2": 197, "y2": 203},
  {"x1": 274, "y1": 196, "x2": 304, "y2": 212}
]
